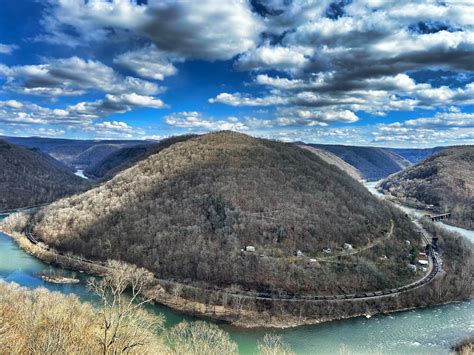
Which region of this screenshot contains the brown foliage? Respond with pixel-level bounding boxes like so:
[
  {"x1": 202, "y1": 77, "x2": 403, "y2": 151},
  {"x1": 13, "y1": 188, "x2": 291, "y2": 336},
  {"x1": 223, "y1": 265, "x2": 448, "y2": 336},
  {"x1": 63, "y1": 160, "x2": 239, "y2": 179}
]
[
  {"x1": 32, "y1": 132, "x2": 419, "y2": 294},
  {"x1": 0, "y1": 140, "x2": 87, "y2": 211},
  {"x1": 379, "y1": 146, "x2": 474, "y2": 229}
]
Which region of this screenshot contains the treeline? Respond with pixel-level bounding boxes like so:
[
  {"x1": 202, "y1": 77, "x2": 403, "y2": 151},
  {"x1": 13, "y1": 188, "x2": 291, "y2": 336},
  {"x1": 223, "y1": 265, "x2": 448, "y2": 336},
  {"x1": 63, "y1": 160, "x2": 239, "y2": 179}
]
[
  {"x1": 0, "y1": 262, "x2": 293, "y2": 354},
  {"x1": 31, "y1": 132, "x2": 420, "y2": 295}
]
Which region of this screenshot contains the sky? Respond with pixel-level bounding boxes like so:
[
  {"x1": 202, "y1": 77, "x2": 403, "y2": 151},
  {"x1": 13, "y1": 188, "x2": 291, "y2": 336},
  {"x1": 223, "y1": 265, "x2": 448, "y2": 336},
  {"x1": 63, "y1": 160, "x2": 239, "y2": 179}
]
[{"x1": 0, "y1": 0, "x2": 473, "y2": 147}]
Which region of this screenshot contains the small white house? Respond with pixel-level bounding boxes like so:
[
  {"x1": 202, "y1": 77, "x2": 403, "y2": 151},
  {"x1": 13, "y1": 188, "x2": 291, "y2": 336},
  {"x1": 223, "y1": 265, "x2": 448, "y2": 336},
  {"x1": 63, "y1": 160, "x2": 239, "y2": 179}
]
[
  {"x1": 418, "y1": 259, "x2": 429, "y2": 266},
  {"x1": 343, "y1": 243, "x2": 353, "y2": 251},
  {"x1": 245, "y1": 245, "x2": 255, "y2": 252},
  {"x1": 405, "y1": 240, "x2": 411, "y2": 246},
  {"x1": 408, "y1": 264, "x2": 417, "y2": 272},
  {"x1": 323, "y1": 248, "x2": 332, "y2": 254},
  {"x1": 295, "y1": 250, "x2": 304, "y2": 257},
  {"x1": 309, "y1": 258, "x2": 317, "y2": 262}
]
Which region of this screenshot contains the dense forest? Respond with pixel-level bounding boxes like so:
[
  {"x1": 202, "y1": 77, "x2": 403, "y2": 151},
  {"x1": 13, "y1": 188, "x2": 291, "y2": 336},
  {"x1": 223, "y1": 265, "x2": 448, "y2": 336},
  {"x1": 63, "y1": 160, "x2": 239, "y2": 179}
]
[
  {"x1": 306, "y1": 143, "x2": 411, "y2": 181},
  {"x1": 29, "y1": 132, "x2": 423, "y2": 296},
  {"x1": 1, "y1": 136, "x2": 146, "y2": 169},
  {"x1": 379, "y1": 146, "x2": 474, "y2": 229},
  {"x1": 0, "y1": 140, "x2": 88, "y2": 211},
  {"x1": 85, "y1": 135, "x2": 196, "y2": 180}
]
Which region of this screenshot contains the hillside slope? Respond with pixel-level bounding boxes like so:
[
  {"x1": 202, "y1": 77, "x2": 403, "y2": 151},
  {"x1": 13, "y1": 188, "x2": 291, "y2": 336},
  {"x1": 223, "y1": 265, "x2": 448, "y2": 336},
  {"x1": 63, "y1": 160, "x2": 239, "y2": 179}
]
[
  {"x1": 1, "y1": 136, "x2": 147, "y2": 169},
  {"x1": 70, "y1": 144, "x2": 124, "y2": 169},
  {"x1": 32, "y1": 132, "x2": 418, "y2": 295},
  {"x1": 307, "y1": 144, "x2": 411, "y2": 181},
  {"x1": 0, "y1": 140, "x2": 88, "y2": 211},
  {"x1": 379, "y1": 146, "x2": 473, "y2": 229},
  {"x1": 298, "y1": 145, "x2": 362, "y2": 181},
  {"x1": 85, "y1": 135, "x2": 196, "y2": 180},
  {"x1": 385, "y1": 147, "x2": 443, "y2": 164}
]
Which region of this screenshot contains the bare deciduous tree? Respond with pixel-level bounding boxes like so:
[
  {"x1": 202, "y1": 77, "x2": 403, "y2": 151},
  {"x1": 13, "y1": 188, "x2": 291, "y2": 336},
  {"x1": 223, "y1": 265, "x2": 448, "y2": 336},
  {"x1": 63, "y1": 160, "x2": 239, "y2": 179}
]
[
  {"x1": 88, "y1": 260, "x2": 164, "y2": 355},
  {"x1": 257, "y1": 334, "x2": 295, "y2": 355},
  {"x1": 166, "y1": 321, "x2": 238, "y2": 355}
]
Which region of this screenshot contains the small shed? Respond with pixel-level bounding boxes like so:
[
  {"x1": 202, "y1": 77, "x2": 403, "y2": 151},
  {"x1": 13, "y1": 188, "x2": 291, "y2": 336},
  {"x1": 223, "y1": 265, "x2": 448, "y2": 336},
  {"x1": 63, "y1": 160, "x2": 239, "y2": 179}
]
[
  {"x1": 295, "y1": 250, "x2": 304, "y2": 257},
  {"x1": 408, "y1": 264, "x2": 417, "y2": 272},
  {"x1": 323, "y1": 248, "x2": 332, "y2": 254},
  {"x1": 245, "y1": 245, "x2": 255, "y2": 252},
  {"x1": 418, "y1": 259, "x2": 429, "y2": 266},
  {"x1": 343, "y1": 243, "x2": 353, "y2": 251}
]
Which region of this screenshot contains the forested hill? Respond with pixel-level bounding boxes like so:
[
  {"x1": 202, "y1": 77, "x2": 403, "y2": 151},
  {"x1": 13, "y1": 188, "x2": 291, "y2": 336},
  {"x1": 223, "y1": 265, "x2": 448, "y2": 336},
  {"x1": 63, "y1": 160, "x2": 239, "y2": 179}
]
[
  {"x1": 379, "y1": 146, "x2": 474, "y2": 230},
  {"x1": 0, "y1": 140, "x2": 88, "y2": 211},
  {"x1": 1, "y1": 136, "x2": 147, "y2": 169},
  {"x1": 69, "y1": 144, "x2": 124, "y2": 168},
  {"x1": 85, "y1": 135, "x2": 196, "y2": 180},
  {"x1": 33, "y1": 132, "x2": 418, "y2": 295},
  {"x1": 298, "y1": 145, "x2": 362, "y2": 181},
  {"x1": 384, "y1": 147, "x2": 443, "y2": 164},
  {"x1": 304, "y1": 144, "x2": 411, "y2": 181}
]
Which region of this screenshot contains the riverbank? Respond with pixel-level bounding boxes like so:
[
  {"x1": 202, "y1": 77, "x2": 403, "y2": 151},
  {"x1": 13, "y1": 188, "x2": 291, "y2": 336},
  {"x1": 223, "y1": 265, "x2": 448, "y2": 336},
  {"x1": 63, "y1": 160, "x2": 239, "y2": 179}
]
[
  {"x1": 2, "y1": 221, "x2": 470, "y2": 329},
  {"x1": 372, "y1": 184, "x2": 474, "y2": 232},
  {"x1": 1, "y1": 217, "x2": 473, "y2": 353}
]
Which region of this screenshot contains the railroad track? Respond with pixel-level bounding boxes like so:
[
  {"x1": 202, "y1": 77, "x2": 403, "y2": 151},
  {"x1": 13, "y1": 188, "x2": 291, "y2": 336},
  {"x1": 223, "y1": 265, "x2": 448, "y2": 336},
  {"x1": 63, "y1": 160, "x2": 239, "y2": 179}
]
[{"x1": 22, "y1": 221, "x2": 441, "y2": 303}]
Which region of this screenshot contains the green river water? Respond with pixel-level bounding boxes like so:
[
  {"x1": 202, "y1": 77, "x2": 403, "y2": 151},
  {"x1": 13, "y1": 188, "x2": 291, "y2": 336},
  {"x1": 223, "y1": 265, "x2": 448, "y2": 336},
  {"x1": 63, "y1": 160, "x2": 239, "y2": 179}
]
[{"x1": 0, "y1": 192, "x2": 473, "y2": 354}]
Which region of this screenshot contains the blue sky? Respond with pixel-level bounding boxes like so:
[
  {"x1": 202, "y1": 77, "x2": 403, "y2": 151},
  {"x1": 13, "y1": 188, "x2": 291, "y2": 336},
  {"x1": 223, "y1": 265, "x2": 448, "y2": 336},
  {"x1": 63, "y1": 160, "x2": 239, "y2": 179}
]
[{"x1": 0, "y1": 0, "x2": 473, "y2": 147}]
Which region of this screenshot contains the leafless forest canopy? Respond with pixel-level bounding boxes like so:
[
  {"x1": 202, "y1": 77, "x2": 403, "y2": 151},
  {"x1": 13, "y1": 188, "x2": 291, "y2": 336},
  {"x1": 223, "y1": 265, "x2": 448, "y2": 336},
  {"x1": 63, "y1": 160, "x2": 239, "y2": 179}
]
[
  {"x1": 0, "y1": 264, "x2": 291, "y2": 354},
  {"x1": 0, "y1": 140, "x2": 87, "y2": 211},
  {"x1": 33, "y1": 132, "x2": 421, "y2": 294},
  {"x1": 85, "y1": 135, "x2": 196, "y2": 180},
  {"x1": 379, "y1": 146, "x2": 474, "y2": 229}
]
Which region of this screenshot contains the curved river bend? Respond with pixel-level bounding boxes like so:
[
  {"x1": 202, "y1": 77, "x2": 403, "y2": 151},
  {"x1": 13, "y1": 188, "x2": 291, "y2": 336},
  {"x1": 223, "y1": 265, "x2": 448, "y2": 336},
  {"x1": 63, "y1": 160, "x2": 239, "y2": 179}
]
[{"x1": 1, "y1": 185, "x2": 473, "y2": 354}]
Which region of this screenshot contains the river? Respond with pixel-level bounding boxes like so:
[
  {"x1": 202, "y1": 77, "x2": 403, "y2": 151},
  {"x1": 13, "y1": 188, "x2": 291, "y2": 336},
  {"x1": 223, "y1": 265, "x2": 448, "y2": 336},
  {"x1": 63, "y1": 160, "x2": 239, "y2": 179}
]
[
  {"x1": 364, "y1": 181, "x2": 474, "y2": 244},
  {"x1": 74, "y1": 169, "x2": 89, "y2": 179},
  {"x1": 1, "y1": 188, "x2": 473, "y2": 354}
]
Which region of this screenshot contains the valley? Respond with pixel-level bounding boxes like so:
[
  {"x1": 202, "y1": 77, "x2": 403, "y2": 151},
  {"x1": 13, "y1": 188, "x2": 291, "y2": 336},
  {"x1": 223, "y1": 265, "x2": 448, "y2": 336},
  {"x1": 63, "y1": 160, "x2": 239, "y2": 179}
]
[
  {"x1": 0, "y1": 140, "x2": 89, "y2": 211},
  {"x1": 303, "y1": 143, "x2": 411, "y2": 181},
  {"x1": 0, "y1": 176, "x2": 472, "y2": 353},
  {"x1": 15, "y1": 133, "x2": 427, "y2": 299},
  {"x1": 2, "y1": 2, "x2": 473, "y2": 352},
  {"x1": 378, "y1": 146, "x2": 474, "y2": 230},
  {"x1": 0, "y1": 132, "x2": 471, "y2": 332},
  {"x1": 1, "y1": 136, "x2": 147, "y2": 170}
]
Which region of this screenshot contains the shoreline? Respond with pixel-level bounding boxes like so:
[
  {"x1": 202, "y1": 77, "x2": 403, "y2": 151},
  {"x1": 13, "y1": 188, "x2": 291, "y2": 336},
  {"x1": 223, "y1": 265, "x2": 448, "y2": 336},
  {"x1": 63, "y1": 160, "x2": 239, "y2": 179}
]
[
  {"x1": 374, "y1": 192, "x2": 473, "y2": 232},
  {"x1": 1, "y1": 226, "x2": 467, "y2": 329}
]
